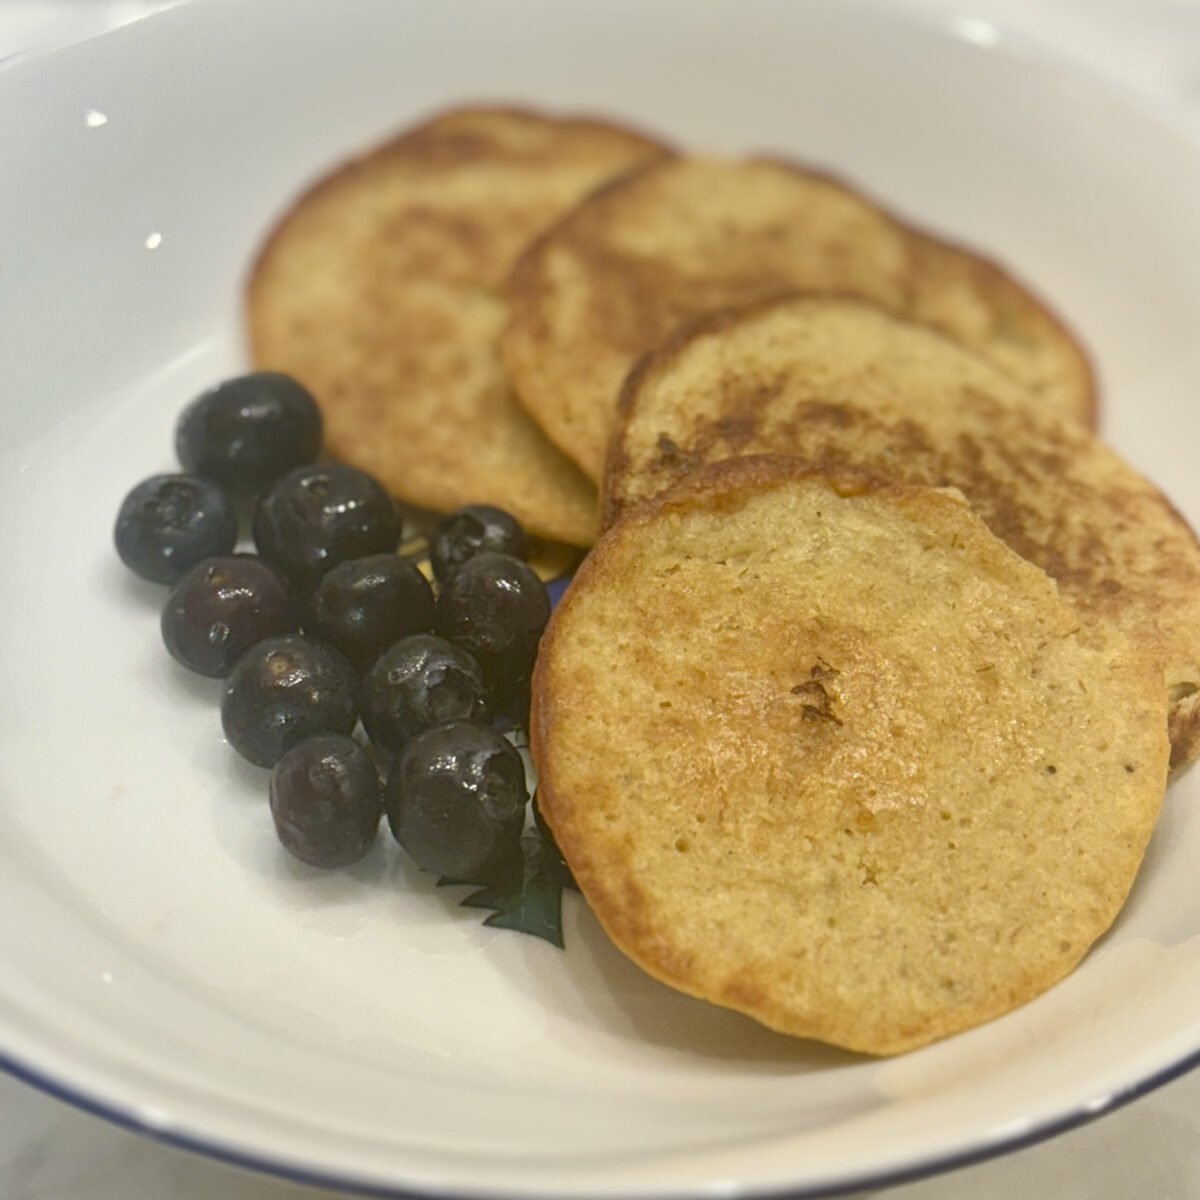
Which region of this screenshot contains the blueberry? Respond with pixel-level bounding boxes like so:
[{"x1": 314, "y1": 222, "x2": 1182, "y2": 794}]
[
  {"x1": 253, "y1": 463, "x2": 400, "y2": 586},
  {"x1": 270, "y1": 735, "x2": 381, "y2": 868},
  {"x1": 436, "y1": 552, "x2": 550, "y2": 696},
  {"x1": 360, "y1": 634, "x2": 490, "y2": 755},
  {"x1": 114, "y1": 473, "x2": 237, "y2": 584},
  {"x1": 161, "y1": 555, "x2": 293, "y2": 677},
  {"x1": 176, "y1": 372, "x2": 323, "y2": 488},
  {"x1": 221, "y1": 634, "x2": 357, "y2": 768},
  {"x1": 308, "y1": 555, "x2": 434, "y2": 670},
  {"x1": 386, "y1": 720, "x2": 527, "y2": 878},
  {"x1": 430, "y1": 505, "x2": 529, "y2": 583}
]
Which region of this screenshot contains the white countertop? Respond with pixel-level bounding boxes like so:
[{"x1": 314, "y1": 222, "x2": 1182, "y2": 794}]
[{"x1": 3, "y1": 1, "x2": 1200, "y2": 1197}]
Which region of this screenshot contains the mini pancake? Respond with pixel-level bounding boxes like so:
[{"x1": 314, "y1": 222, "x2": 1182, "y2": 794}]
[
  {"x1": 247, "y1": 106, "x2": 669, "y2": 546},
  {"x1": 605, "y1": 294, "x2": 1200, "y2": 768},
  {"x1": 502, "y1": 156, "x2": 1094, "y2": 482},
  {"x1": 533, "y1": 458, "x2": 1169, "y2": 1055}
]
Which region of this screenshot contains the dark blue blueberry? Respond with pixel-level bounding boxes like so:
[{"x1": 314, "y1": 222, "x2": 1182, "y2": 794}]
[
  {"x1": 175, "y1": 372, "x2": 322, "y2": 487},
  {"x1": 114, "y1": 473, "x2": 237, "y2": 584},
  {"x1": 221, "y1": 634, "x2": 357, "y2": 768},
  {"x1": 270, "y1": 735, "x2": 381, "y2": 868},
  {"x1": 360, "y1": 634, "x2": 489, "y2": 755},
  {"x1": 430, "y1": 505, "x2": 528, "y2": 583},
  {"x1": 252, "y1": 463, "x2": 400, "y2": 586},
  {"x1": 436, "y1": 552, "x2": 550, "y2": 705},
  {"x1": 386, "y1": 720, "x2": 527, "y2": 878},
  {"x1": 161, "y1": 555, "x2": 293, "y2": 677},
  {"x1": 308, "y1": 555, "x2": 434, "y2": 670}
]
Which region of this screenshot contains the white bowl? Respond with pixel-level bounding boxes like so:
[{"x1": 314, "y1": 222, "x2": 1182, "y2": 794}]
[{"x1": 2, "y1": 1, "x2": 1200, "y2": 1196}]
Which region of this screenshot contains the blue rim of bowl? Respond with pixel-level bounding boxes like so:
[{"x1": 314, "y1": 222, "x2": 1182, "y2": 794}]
[{"x1": 3, "y1": 1042, "x2": 1200, "y2": 1200}]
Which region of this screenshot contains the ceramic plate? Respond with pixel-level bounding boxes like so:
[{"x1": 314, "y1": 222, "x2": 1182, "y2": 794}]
[{"x1": 3, "y1": 1, "x2": 1200, "y2": 1195}]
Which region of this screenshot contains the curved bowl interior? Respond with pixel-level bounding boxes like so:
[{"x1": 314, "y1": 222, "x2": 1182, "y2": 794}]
[{"x1": 1, "y1": 0, "x2": 1199, "y2": 1196}]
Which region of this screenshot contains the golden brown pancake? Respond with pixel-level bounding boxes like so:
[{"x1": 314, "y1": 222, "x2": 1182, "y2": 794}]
[
  {"x1": 247, "y1": 106, "x2": 669, "y2": 546},
  {"x1": 533, "y1": 458, "x2": 1169, "y2": 1054},
  {"x1": 502, "y1": 156, "x2": 1094, "y2": 483},
  {"x1": 605, "y1": 294, "x2": 1200, "y2": 768}
]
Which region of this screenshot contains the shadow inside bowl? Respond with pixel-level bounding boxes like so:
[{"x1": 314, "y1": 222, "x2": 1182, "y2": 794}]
[{"x1": 527, "y1": 893, "x2": 866, "y2": 1072}]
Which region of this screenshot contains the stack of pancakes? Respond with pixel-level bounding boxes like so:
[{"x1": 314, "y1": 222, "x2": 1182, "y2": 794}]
[{"x1": 248, "y1": 106, "x2": 1198, "y2": 1054}]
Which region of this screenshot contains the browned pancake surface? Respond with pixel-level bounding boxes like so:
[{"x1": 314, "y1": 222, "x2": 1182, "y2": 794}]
[
  {"x1": 534, "y1": 458, "x2": 1167, "y2": 1054},
  {"x1": 605, "y1": 294, "x2": 1200, "y2": 766},
  {"x1": 248, "y1": 106, "x2": 669, "y2": 546},
  {"x1": 502, "y1": 156, "x2": 1094, "y2": 483}
]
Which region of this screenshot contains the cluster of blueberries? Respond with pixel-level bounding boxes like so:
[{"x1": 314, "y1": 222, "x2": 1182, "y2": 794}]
[{"x1": 114, "y1": 372, "x2": 551, "y2": 879}]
